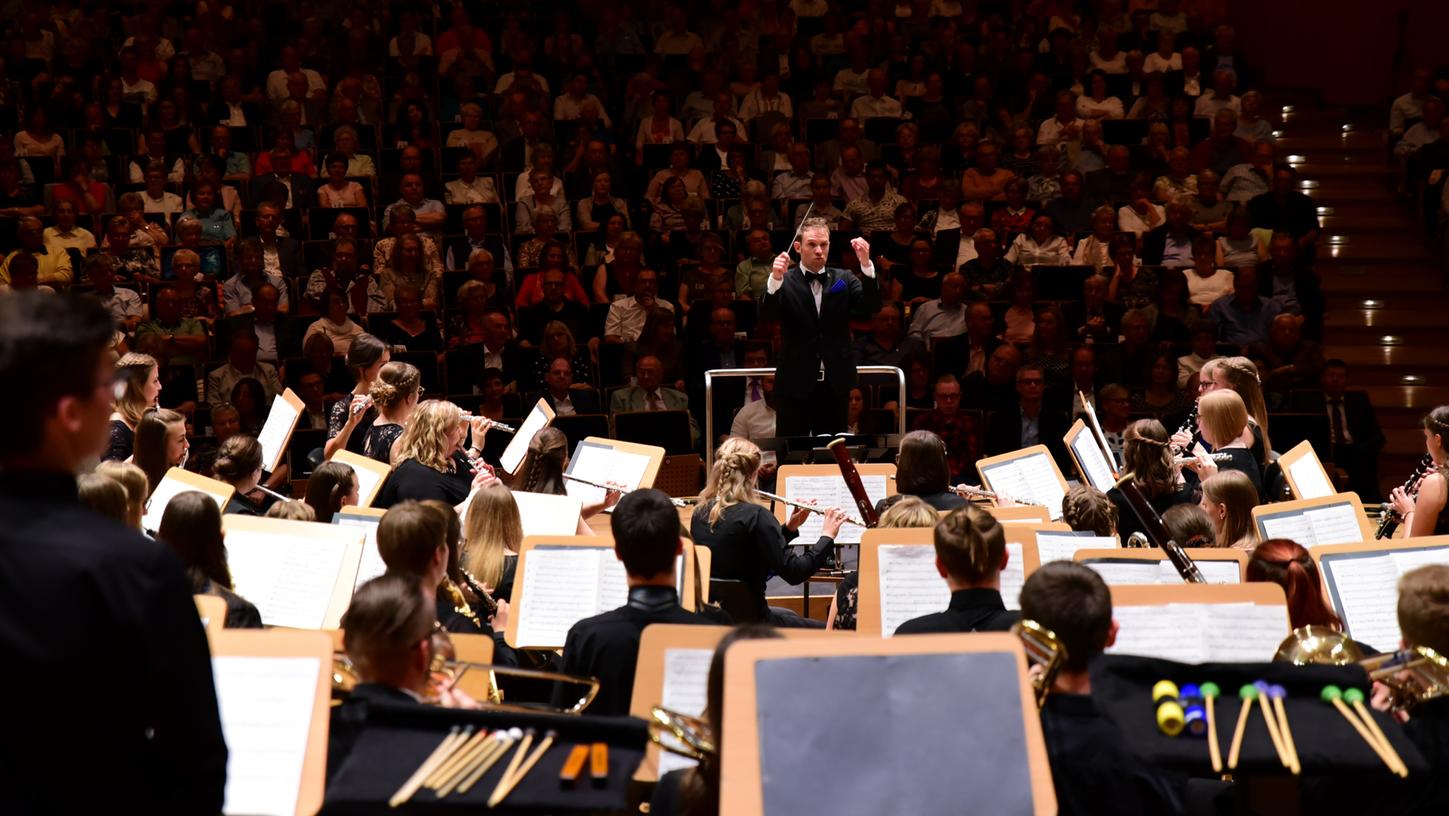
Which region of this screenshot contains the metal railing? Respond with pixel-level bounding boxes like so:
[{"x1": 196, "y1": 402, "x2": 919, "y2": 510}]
[{"x1": 702, "y1": 366, "x2": 906, "y2": 472}]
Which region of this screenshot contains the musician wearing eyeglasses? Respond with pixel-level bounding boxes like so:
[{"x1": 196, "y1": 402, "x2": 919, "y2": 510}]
[
  {"x1": 1019, "y1": 562, "x2": 1186, "y2": 814},
  {"x1": 894, "y1": 505, "x2": 1020, "y2": 635},
  {"x1": 556, "y1": 489, "x2": 712, "y2": 716}
]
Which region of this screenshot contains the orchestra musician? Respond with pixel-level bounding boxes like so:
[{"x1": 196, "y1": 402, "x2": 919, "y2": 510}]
[
  {"x1": 1388, "y1": 406, "x2": 1449, "y2": 538},
  {"x1": 1183, "y1": 389, "x2": 1264, "y2": 499},
  {"x1": 363, "y1": 360, "x2": 422, "y2": 464},
  {"x1": 761, "y1": 216, "x2": 879, "y2": 436},
  {"x1": 304, "y1": 460, "x2": 358, "y2": 523},
  {"x1": 556, "y1": 488, "x2": 712, "y2": 716},
  {"x1": 506, "y1": 427, "x2": 621, "y2": 533},
  {"x1": 1245, "y1": 539, "x2": 1342, "y2": 630},
  {"x1": 891, "y1": 430, "x2": 969, "y2": 512},
  {"x1": 1061, "y1": 485, "x2": 1118, "y2": 538},
  {"x1": 104, "y1": 351, "x2": 159, "y2": 461},
  {"x1": 1200, "y1": 470, "x2": 1261, "y2": 551},
  {"x1": 894, "y1": 504, "x2": 1021, "y2": 635},
  {"x1": 325, "y1": 333, "x2": 389, "y2": 459},
  {"x1": 690, "y1": 437, "x2": 846, "y2": 627},
  {"x1": 373, "y1": 400, "x2": 498, "y2": 508},
  {"x1": 1108, "y1": 419, "x2": 1194, "y2": 543},
  {"x1": 0, "y1": 293, "x2": 227, "y2": 812},
  {"x1": 376, "y1": 500, "x2": 493, "y2": 634},
  {"x1": 1389, "y1": 565, "x2": 1449, "y2": 812},
  {"x1": 829, "y1": 496, "x2": 940, "y2": 630},
  {"x1": 132, "y1": 407, "x2": 189, "y2": 502},
  {"x1": 156, "y1": 489, "x2": 263, "y2": 627},
  {"x1": 212, "y1": 434, "x2": 277, "y2": 515}
]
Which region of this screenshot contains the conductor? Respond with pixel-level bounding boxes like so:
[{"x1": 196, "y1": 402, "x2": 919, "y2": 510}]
[{"x1": 761, "y1": 217, "x2": 880, "y2": 436}]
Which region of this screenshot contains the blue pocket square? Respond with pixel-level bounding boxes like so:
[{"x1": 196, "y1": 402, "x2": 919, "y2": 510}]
[{"x1": 829, "y1": 279, "x2": 846, "y2": 294}]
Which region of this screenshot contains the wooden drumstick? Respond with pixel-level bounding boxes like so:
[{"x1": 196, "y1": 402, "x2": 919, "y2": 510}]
[
  {"x1": 1322, "y1": 686, "x2": 1405, "y2": 777},
  {"x1": 1226, "y1": 684, "x2": 1256, "y2": 771},
  {"x1": 1343, "y1": 688, "x2": 1408, "y2": 777},
  {"x1": 1253, "y1": 681, "x2": 1292, "y2": 771},
  {"x1": 388, "y1": 726, "x2": 466, "y2": 808},
  {"x1": 1267, "y1": 685, "x2": 1300, "y2": 775},
  {"x1": 1200, "y1": 682, "x2": 1223, "y2": 773}
]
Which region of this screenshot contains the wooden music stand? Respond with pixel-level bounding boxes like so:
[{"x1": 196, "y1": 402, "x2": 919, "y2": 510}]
[
  {"x1": 257, "y1": 387, "x2": 306, "y2": 474},
  {"x1": 1073, "y1": 548, "x2": 1249, "y2": 582},
  {"x1": 570, "y1": 436, "x2": 666, "y2": 487},
  {"x1": 221, "y1": 515, "x2": 366, "y2": 629},
  {"x1": 499, "y1": 398, "x2": 556, "y2": 476},
  {"x1": 975, "y1": 445, "x2": 1070, "y2": 520},
  {"x1": 329, "y1": 450, "x2": 393, "y2": 508},
  {"x1": 986, "y1": 505, "x2": 1053, "y2": 524},
  {"x1": 447, "y1": 632, "x2": 497, "y2": 702},
  {"x1": 1251, "y1": 492, "x2": 1375, "y2": 546},
  {"x1": 504, "y1": 535, "x2": 701, "y2": 649},
  {"x1": 719, "y1": 634, "x2": 1057, "y2": 815},
  {"x1": 143, "y1": 467, "x2": 236, "y2": 532},
  {"x1": 195, "y1": 593, "x2": 227, "y2": 636},
  {"x1": 1278, "y1": 439, "x2": 1337, "y2": 500},
  {"x1": 209, "y1": 628, "x2": 332, "y2": 816},
  {"x1": 1110, "y1": 582, "x2": 1288, "y2": 607},
  {"x1": 1311, "y1": 536, "x2": 1449, "y2": 649},
  {"x1": 1064, "y1": 418, "x2": 1117, "y2": 492},
  {"x1": 772, "y1": 462, "x2": 897, "y2": 530},
  {"x1": 336, "y1": 506, "x2": 386, "y2": 521}
]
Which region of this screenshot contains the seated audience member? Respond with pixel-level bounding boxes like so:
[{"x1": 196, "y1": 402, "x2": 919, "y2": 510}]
[
  {"x1": 1062, "y1": 486, "x2": 1118, "y2": 537},
  {"x1": 910, "y1": 382, "x2": 982, "y2": 487},
  {"x1": 853, "y1": 303, "x2": 925, "y2": 369},
  {"x1": 896, "y1": 505, "x2": 1022, "y2": 635},
  {"x1": 1141, "y1": 200, "x2": 1199, "y2": 268},
  {"x1": 1248, "y1": 169, "x2": 1321, "y2": 256},
  {"x1": 1289, "y1": 360, "x2": 1385, "y2": 501},
  {"x1": 730, "y1": 374, "x2": 778, "y2": 441},
  {"x1": 610, "y1": 355, "x2": 701, "y2": 445},
  {"x1": 1004, "y1": 215, "x2": 1071, "y2": 267},
  {"x1": 1390, "y1": 565, "x2": 1449, "y2": 813},
  {"x1": 1, "y1": 217, "x2": 72, "y2": 287},
  {"x1": 1256, "y1": 231, "x2": 1324, "y2": 338},
  {"x1": 1185, "y1": 237, "x2": 1234, "y2": 310},
  {"x1": 909, "y1": 272, "x2": 970, "y2": 343},
  {"x1": 558, "y1": 489, "x2": 711, "y2": 715},
  {"x1": 1249, "y1": 314, "x2": 1322, "y2": 403},
  {"x1": 1246, "y1": 539, "x2": 1342, "y2": 630},
  {"x1": 536, "y1": 356, "x2": 601, "y2": 416},
  {"x1": 1209, "y1": 266, "x2": 1281, "y2": 347},
  {"x1": 156, "y1": 490, "x2": 262, "y2": 628},
  {"x1": 691, "y1": 438, "x2": 846, "y2": 627},
  {"x1": 207, "y1": 332, "x2": 281, "y2": 408},
  {"x1": 304, "y1": 289, "x2": 368, "y2": 354},
  {"x1": 934, "y1": 302, "x2": 1003, "y2": 379},
  {"x1": 223, "y1": 241, "x2": 290, "y2": 317},
  {"x1": 1019, "y1": 562, "x2": 1186, "y2": 814},
  {"x1": 330, "y1": 574, "x2": 478, "y2": 779},
  {"x1": 604, "y1": 268, "x2": 673, "y2": 343},
  {"x1": 985, "y1": 364, "x2": 1071, "y2": 470}
]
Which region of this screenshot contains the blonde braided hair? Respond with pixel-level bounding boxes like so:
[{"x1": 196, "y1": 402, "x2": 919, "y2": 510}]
[{"x1": 700, "y1": 437, "x2": 762, "y2": 529}]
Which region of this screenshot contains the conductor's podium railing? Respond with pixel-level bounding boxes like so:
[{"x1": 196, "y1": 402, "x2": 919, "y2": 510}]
[{"x1": 702, "y1": 366, "x2": 906, "y2": 472}]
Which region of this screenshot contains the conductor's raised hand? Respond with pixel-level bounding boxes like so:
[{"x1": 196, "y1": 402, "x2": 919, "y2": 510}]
[
  {"x1": 771, "y1": 251, "x2": 791, "y2": 281},
  {"x1": 850, "y1": 236, "x2": 871, "y2": 267},
  {"x1": 821, "y1": 506, "x2": 847, "y2": 539}
]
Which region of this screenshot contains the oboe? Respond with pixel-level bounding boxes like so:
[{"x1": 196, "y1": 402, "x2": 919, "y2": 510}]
[
  {"x1": 1169, "y1": 403, "x2": 1199, "y2": 456},
  {"x1": 755, "y1": 490, "x2": 866, "y2": 527},
  {"x1": 1376, "y1": 455, "x2": 1434, "y2": 540}
]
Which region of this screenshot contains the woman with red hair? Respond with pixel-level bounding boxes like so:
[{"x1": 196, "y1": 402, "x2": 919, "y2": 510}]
[{"x1": 1246, "y1": 539, "x2": 1342, "y2": 630}]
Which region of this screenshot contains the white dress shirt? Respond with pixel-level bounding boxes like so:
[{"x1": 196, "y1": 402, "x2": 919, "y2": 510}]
[{"x1": 764, "y1": 260, "x2": 877, "y2": 313}]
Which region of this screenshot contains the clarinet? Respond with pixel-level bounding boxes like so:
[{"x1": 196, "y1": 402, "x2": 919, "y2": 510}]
[
  {"x1": 1114, "y1": 472, "x2": 1206, "y2": 584},
  {"x1": 1169, "y1": 402, "x2": 1199, "y2": 456},
  {"x1": 1376, "y1": 455, "x2": 1434, "y2": 540}
]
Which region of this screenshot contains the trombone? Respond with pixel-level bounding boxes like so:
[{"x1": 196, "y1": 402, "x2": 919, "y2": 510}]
[
  {"x1": 1275, "y1": 625, "x2": 1449, "y2": 711},
  {"x1": 649, "y1": 706, "x2": 716, "y2": 761},
  {"x1": 755, "y1": 489, "x2": 866, "y2": 528},
  {"x1": 1013, "y1": 619, "x2": 1067, "y2": 709}
]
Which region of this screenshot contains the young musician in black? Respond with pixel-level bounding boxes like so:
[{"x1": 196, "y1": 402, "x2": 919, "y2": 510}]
[
  {"x1": 761, "y1": 216, "x2": 879, "y2": 436},
  {"x1": 690, "y1": 437, "x2": 846, "y2": 628},
  {"x1": 894, "y1": 505, "x2": 1021, "y2": 635},
  {"x1": 556, "y1": 489, "x2": 712, "y2": 716},
  {"x1": 376, "y1": 500, "x2": 496, "y2": 635},
  {"x1": 329, "y1": 573, "x2": 478, "y2": 780},
  {"x1": 0, "y1": 293, "x2": 226, "y2": 812},
  {"x1": 1019, "y1": 562, "x2": 1186, "y2": 815},
  {"x1": 1389, "y1": 564, "x2": 1449, "y2": 814}
]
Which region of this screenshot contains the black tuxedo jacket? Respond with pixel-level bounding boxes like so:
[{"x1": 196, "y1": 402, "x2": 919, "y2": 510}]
[
  {"x1": 1288, "y1": 390, "x2": 1385, "y2": 450},
  {"x1": 759, "y1": 263, "x2": 880, "y2": 399}
]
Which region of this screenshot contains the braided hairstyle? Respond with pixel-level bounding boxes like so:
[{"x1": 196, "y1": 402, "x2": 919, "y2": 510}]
[
  {"x1": 1122, "y1": 419, "x2": 1177, "y2": 499},
  {"x1": 508, "y1": 426, "x2": 569, "y2": 495},
  {"x1": 700, "y1": 437, "x2": 762, "y2": 530}
]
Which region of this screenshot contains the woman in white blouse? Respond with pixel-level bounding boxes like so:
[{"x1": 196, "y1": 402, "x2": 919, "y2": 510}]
[
  {"x1": 1118, "y1": 175, "x2": 1165, "y2": 236},
  {"x1": 1005, "y1": 214, "x2": 1072, "y2": 267},
  {"x1": 1075, "y1": 71, "x2": 1124, "y2": 120},
  {"x1": 304, "y1": 289, "x2": 367, "y2": 354},
  {"x1": 317, "y1": 153, "x2": 368, "y2": 208}
]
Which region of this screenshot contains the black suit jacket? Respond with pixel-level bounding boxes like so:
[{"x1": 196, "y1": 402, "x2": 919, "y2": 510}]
[
  {"x1": 1288, "y1": 390, "x2": 1386, "y2": 451},
  {"x1": 893, "y1": 588, "x2": 1021, "y2": 635},
  {"x1": 0, "y1": 472, "x2": 227, "y2": 813},
  {"x1": 933, "y1": 334, "x2": 1004, "y2": 379},
  {"x1": 984, "y1": 403, "x2": 1073, "y2": 472},
  {"x1": 687, "y1": 342, "x2": 748, "y2": 428},
  {"x1": 1061, "y1": 301, "x2": 1125, "y2": 345},
  {"x1": 759, "y1": 263, "x2": 880, "y2": 399},
  {"x1": 249, "y1": 173, "x2": 315, "y2": 211},
  {"x1": 535, "y1": 388, "x2": 603, "y2": 415},
  {"x1": 218, "y1": 313, "x2": 303, "y2": 361},
  {"x1": 327, "y1": 683, "x2": 419, "y2": 782}
]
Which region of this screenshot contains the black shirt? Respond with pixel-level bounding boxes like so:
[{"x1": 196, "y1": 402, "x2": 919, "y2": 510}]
[
  {"x1": 374, "y1": 456, "x2": 473, "y2": 508},
  {"x1": 894, "y1": 588, "x2": 1021, "y2": 635},
  {"x1": 1108, "y1": 483, "x2": 1195, "y2": 544},
  {"x1": 327, "y1": 683, "x2": 419, "y2": 783},
  {"x1": 690, "y1": 500, "x2": 834, "y2": 621},
  {"x1": 1040, "y1": 692, "x2": 1186, "y2": 816},
  {"x1": 557, "y1": 586, "x2": 711, "y2": 716},
  {"x1": 104, "y1": 418, "x2": 134, "y2": 461},
  {"x1": 363, "y1": 421, "x2": 404, "y2": 464},
  {"x1": 0, "y1": 471, "x2": 227, "y2": 814},
  {"x1": 1400, "y1": 697, "x2": 1449, "y2": 814}
]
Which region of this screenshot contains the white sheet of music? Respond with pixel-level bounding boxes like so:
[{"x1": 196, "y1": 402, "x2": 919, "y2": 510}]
[
  {"x1": 512, "y1": 490, "x2": 584, "y2": 537},
  {"x1": 877, "y1": 545, "x2": 950, "y2": 636},
  {"x1": 513, "y1": 547, "x2": 638, "y2": 647},
  {"x1": 1201, "y1": 603, "x2": 1290, "y2": 661},
  {"x1": 257, "y1": 392, "x2": 300, "y2": 472},
  {"x1": 1109, "y1": 604, "x2": 1287, "y2": 662},
  {"x1": 1194, "y1": 560, "x2": 1243, "y2": 585},
  {"x1": 1108, "y1": 605, "x2": 1207, "y2": 663},
  {"x1": 1070, "y1": 433, "x2": 1117, "y2": 492},
  {"x1": 1001, "y1": 541, "x2": 1025, "y2": 610},
  {"x1": 1325, "y1": 554, "x2": 1403, "y2": 650},
  {"x1": 1259, "y1": 512, "x2": 1315, "y2": 546},
  {"x1": 565, "y1": 443, "x2": 652, "y2": 507},
  {"x1": 349, "y1": 461, "x2": 386, "y2": 508},
  {"x1": 142, "y1": 475, "x2": 227, "y2": 533},
  {"x1": 1390, "y1": 547, "x2": 1449, "y2": 573},
  {"x1": 981, "y1": 454, "x2": 1065, "y2": 520},
  {"x1": 657, "y1": 647, "x2": 713, "y2": 776},
  {"x1": 1036, "y1": 532, "x2": 1116, "y2": 564},
  {"x1": 1262, "y1": 503, "x2": 1363, "y2": 547},
  {"x1": 226, "y1": 530, "x2": 354, "y2": 629},
  {"x1": 213, "y1": 655, "x2": 319, "y2": 816},
  {"x1": 1085, "y1": 561, "x2": 1164, "y2": 586},
  {"x1": 336, "y1": 517, "x2": 385, "y2": 595},
  {"x1": 500, "y1": 401, "x2": 551, "y2": 475},
  {"x1": 1288, "y1": 455, "x2": 1335, "y2": 499},
  {"x1": 784, "y1": 475, "x2": 888, "y2": 545}
]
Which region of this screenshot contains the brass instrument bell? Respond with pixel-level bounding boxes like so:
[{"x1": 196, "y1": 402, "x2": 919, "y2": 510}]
[
  {"x1": 649, "y1": 706, "x2": 717, "y2": 761},
  {"x1": 1274, "y1": 626, "x2": 1449, "y2": 710},
  {"x1": 1013, "y1": 618, "x2": 1067, "y2": 709}
]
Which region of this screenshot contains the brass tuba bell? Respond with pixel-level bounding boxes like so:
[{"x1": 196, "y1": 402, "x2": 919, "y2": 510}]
[
  {"x1": 1013, "y1": 618, "x2": 1068, "y2": 709},
  {"x1": 1274, "y1": 626, "x2": 1449, "y2": 711}
]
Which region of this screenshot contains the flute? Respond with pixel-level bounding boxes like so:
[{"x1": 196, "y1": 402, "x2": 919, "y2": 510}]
[
  {"x1": 461, "y1": 414, "x2": 516, "y2": 434},
  {"x1": 254, "y1": 483, "x2": 291, "y2": 503},
  {"x1": 1173, "y1": 452, "x2": 1233, "y2": 466},
  {"x1": 949, "y1": 482, "x2": 1046, "y2": 507},
  {"x1": 755, "y1": 490, "x2": 866, "y2": 527},
  {"x1": 564, "y1": 474, "x2": 692, "y2": 506}
]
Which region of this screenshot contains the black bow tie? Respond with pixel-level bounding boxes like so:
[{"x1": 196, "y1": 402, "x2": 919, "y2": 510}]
[{"x1": 803, "y1": 269, "x2": 829, "y2": 287}]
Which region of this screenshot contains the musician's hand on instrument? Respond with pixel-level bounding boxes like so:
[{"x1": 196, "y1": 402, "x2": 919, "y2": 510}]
[
  {"x1": 850, "y1": 236, "x2": 871, "y2": 267},
  {"x1": 771, "y1": 251, "x2": 790, "y2": 281},
  {"x1": 603, "y1": 485, "x2": 625, "y2": 508},
  {"x1": 1389, "y1": 487, "x2": 1415, "y2": 516},
  {"x1": 1170, "y1": 429, "x2": 1193, "y2": 451},
  {"x1": 471, "y1": 466, "x2": 500, "y2": 490},
  {"x1": 347, "y1": 394, "x2": 372, "y2": 421},
  {"x1": 435, "y1": 685, "x2": 481, "y2": 710},
  {"x1": 489, "y1": 599, "x2": 509, "y2": 634},
  {"x1": 1185, "y1": 451, "x2": 1218, "y2": 479},
  {"x1": 1370, "y1": 680, "x2": 1395, "y2": 713},
  {"x1": 785, "y1": 504, "x2": 812, "y2": 531},
  {"x1": 468, "y1": 415, "x2": 493, "y2": 439},
  {"x1": 821, "y1": 507, "x2": 847, "y2": 539}
]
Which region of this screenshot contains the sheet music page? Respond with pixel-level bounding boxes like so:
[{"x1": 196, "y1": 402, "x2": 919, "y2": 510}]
[
  {"x1": 982, "y1": 454, "x2": 1065, "y2": 520},
  {"x1": 1036, "y1": 532, "x2": 1116, "y2": 564},
  {"x1": 1324, "y1": 555, "x2": 1402, "y2": 651},
  {"x1": 348, "y1": 460, "x2": 386, "y2": 507},
  {"x1": 336, "y1": 517, "x2": 386, "y2": 594},
  {"x1": 212, "y1": 655, "x2": 320, "y2": 816},
  {"x1": 1085, "y1": 561, "x2": 1165, "y2": 585},
  {"x1": 226, "y1": 530, "x2": 354, "y2": 628},
  {"x1": 599, "y1": 552, "x2": 631, "y2": 610},
  {"x1": 1288, "y1": 455, "x2": 1334, "y2": 499},
  {"x1": 257, "y1": 392, "x2": 300, "y2": 471},
  {"x1": 1000, "y1": 541, "x2": 1025, "y2": 610},
  {"x1": 514, "y1": 547, "x2": 606, "y2": 647},
  {"x1": 143, "y1": 474, "x2": 225, "y2": 532},
  {"x1": 1259, "y1": 512, "x2": 1316, "y2": 547},
  {"x1": 1070, "y1": 432, "x2": 1117, "y2": 492},
  {"x1": 657, "y1": 648, "x2": 714, "y2": 775},
  {"x1": 877, "y1": 545, "x2": 950, "y2": 636},
  {"x1": 1192, "y1": 559, "x2": 1242, "y2": 585},
  {"x1": 784, "y1": 475, "x2": 888, "y2": 545},
  {"x1": 1304, "y1": 504, "x2": 1364, "y2": 546},
  {"x1": 565, "y1": 442, "x2": 652, "y2": 507},
  {"x1": 1200, "y1": 603, "x2": 1288, "y2": 661},
  {"x1": 1390, "y1": 547, "x2": 1449, "y2": 573},
  {"x1": 1108, "y1": 605, "x2": 1206, "y2": 663},
  {"x1": 500, "y1": 401, "x2": 551, "y2": 475},
  {"x1": 512, "y1": 490, "x2": 584, "y2": 537}
]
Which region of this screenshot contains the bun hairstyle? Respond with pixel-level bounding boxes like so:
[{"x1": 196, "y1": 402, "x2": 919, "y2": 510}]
[
  {"x1": 508, "y1": 426, "x2": 569, "y2": 495},
  {"x1": 113, "y1": 352, "x2": 158, "y2": 427},
  {"x1": 213, "y1": 434, "x2": 263, "y2": 484},
  {"x1": 1247, "y1": 539, "x2": 1342, "y2": 630},
  {"x1": 369, "y1": 361, "x2": 422, "y2": 411},
  {"x1": 345, "y1": 333, "x2": 388, "y2": 379},
  {"x1": 700, "y1": 437, "x2": 763, "y2": 529}
]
